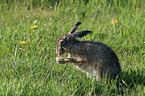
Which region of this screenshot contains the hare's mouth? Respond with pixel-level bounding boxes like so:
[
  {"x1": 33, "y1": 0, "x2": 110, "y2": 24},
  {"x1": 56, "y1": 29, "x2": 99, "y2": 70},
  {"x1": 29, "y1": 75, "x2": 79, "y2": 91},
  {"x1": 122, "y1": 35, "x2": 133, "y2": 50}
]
[
  {"x1": 57, "y1": 51, "x2": 64, "y2": 56},
  {"x1": 57, "y1": 52, "x2": 68, "y2": 58}
]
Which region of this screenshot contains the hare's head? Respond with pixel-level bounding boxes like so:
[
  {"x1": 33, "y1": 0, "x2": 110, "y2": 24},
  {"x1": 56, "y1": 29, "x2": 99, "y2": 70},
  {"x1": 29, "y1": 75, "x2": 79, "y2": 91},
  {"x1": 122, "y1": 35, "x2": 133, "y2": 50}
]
[{"x1": 56, "y1": 22, "x2": 91, "y2": 55}]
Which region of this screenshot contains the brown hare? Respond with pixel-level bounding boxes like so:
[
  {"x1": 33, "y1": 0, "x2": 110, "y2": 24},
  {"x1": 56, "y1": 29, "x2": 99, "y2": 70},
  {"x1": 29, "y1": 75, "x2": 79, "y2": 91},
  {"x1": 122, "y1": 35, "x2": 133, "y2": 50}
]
[{"x1": 56, "y1": 22, "x2": 121, "y2": 80}]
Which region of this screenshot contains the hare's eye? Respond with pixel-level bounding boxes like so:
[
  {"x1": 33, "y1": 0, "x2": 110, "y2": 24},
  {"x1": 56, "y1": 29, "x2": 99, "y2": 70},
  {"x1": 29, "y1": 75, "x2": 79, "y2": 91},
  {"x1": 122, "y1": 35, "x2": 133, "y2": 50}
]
[{"x1": 59, "y1": 40, "x2": 65, "y2": 45}]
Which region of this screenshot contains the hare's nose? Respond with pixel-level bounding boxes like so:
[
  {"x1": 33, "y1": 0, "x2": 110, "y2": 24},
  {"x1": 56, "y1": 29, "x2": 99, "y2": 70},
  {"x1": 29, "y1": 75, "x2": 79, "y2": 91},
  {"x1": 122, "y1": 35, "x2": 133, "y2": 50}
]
[{"x1": 58, "y1": 46, "x2": 62, "y2": 51}]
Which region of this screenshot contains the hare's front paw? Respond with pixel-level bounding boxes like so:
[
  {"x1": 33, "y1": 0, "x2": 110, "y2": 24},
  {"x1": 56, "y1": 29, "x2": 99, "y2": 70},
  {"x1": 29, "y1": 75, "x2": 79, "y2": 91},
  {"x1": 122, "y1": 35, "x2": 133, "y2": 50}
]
[{"x1": 56, "y1": 57, "x2": 65, "y2": 64}]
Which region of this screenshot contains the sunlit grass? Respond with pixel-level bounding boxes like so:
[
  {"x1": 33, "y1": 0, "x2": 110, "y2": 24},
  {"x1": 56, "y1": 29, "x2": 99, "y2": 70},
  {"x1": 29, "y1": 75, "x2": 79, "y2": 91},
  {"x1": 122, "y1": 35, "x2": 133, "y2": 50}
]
[{"x1": 0, "y1": 0, "x2": 144, "y2": 95}]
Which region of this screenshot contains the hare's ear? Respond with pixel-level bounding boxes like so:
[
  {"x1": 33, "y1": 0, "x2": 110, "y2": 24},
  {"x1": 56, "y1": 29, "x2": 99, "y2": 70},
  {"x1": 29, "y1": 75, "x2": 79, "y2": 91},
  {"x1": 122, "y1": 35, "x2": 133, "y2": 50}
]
[
  {"x1": 69, "y1": 22, "x2": 81, "y2": 34},
  {"x1": 72, "y1": 30, "x2": 91, "y2": 38}
]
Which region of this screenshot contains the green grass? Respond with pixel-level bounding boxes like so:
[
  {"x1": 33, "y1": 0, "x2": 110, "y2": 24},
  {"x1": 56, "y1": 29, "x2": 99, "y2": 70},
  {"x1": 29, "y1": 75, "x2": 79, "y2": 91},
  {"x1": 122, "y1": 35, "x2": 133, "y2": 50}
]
[{"x1": 0, "y1": 0, "x2": 145, "y2": 95}]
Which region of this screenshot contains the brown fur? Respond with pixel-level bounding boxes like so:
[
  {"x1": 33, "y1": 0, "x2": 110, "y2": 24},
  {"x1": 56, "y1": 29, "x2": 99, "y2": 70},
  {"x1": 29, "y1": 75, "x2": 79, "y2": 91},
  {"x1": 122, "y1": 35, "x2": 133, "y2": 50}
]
[{"x1": 56, "y1": 22, "x2": 121, "y2": 80}]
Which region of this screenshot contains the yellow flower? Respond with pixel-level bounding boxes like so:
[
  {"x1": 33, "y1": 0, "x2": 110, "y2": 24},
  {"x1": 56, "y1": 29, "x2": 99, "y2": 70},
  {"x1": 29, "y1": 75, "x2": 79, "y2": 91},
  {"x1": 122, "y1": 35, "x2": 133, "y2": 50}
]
[
  {"x1": 112, "y1": 20, "x2": 118, "y2": 23},
  {"x1": 20, "y1": 41, "x2": 26, "y2": 44},
  {"x1": 7, "y1": 48, "x2": 9, "y2": 51},
  {"x1": 31, "y1": 25, "x2": 38, "y2": 29}
]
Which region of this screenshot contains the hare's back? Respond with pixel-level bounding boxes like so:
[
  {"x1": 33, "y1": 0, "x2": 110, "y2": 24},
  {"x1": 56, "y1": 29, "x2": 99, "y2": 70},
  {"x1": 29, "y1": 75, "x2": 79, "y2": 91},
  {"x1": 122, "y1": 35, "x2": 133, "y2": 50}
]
[
  {"x1": 93, "y1": 41, "x2": 119, "y2": 61},
  {"x1": 74, "y1": 41, "x2": 119, "y2": 64},
  {"x1": 77, "y1": 41, "x2": 115, "y2": 54},
  {"x1": 93, "y1": 41, "x2": 120, "y2": 69}
]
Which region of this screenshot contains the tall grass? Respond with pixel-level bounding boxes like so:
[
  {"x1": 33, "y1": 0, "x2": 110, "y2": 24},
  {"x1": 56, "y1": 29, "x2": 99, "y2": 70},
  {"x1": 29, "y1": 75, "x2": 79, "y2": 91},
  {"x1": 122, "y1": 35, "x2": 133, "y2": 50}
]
[{"x1": 0, "y1": 0, "x2": 145, "y2": 95}]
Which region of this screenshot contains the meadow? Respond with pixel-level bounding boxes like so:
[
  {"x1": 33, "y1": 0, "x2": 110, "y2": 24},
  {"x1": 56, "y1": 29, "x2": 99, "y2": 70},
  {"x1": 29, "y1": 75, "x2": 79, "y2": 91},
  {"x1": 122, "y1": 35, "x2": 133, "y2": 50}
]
[{"x1": 0, "y1": 0, "x2": 145, "y2": 95}]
